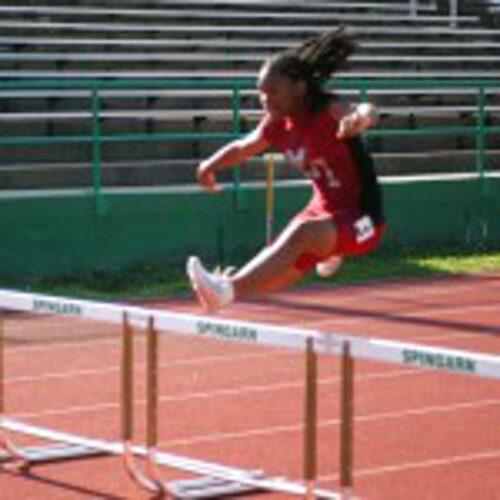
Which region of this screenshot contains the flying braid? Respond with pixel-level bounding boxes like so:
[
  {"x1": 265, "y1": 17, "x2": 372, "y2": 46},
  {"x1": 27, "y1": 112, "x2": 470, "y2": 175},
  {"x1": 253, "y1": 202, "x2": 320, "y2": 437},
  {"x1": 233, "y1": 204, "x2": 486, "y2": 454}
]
[
  {"x1": 293, "y1": 28, "x2": 356, "y2": 85},
  {"x1": 263, "y1": 27, "x2": 356, "y2": 111}
]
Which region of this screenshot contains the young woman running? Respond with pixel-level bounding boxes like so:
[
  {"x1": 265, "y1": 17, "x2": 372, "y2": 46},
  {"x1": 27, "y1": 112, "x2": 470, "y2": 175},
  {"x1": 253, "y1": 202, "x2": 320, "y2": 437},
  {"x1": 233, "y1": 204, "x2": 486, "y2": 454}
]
[{"x1": 187, "y1": 29, "x2": 385, "y2": 313}]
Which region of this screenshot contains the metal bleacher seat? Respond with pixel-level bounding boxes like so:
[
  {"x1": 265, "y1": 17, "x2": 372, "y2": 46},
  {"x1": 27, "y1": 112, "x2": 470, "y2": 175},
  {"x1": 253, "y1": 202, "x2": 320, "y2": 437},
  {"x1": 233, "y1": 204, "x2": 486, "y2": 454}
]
[
  {"x1": 0, "y1": 2, "x2": 498, "y2": 78},
  {"x1": 0, "y1": 0, "x2": 499, "y2": 188}
]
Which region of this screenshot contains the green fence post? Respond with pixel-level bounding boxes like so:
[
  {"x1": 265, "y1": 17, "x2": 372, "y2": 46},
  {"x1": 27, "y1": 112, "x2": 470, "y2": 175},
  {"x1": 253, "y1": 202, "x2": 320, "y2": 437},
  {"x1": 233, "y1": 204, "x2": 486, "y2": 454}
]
[
  {"x1": 231, "y1": 82, "x2": 245, "y2": 209},
  {"x1": 359, "y1": 81, "x2": 369, "y2": 104},
  {"x1": 476, "y1": 84, "x2": 488, "y2": 241},
  {"x1": 91, "y1": 84, "x2": 106, "y2": 216}
]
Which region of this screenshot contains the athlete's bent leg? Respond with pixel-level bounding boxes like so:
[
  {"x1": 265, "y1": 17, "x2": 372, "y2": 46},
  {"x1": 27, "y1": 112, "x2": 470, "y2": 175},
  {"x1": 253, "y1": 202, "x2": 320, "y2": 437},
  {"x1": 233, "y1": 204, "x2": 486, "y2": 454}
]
[
  {"x1": 316, "y1": 255, "x2": 343, "y2": 278},
  {"x1": 232, "y1": 216, "x2": 337, "y2": 298}
]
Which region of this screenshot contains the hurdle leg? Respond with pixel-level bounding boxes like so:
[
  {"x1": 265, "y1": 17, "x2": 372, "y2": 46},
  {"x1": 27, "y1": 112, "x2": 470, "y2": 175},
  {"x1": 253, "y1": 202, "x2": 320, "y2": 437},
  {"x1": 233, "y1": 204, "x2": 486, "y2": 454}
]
[
  {"x1": 0, "y1": 312, "x2": 30, "y2": 472},
  {"x1": 143, "y1": 316, "x2": 169, "y2": 492},
  {"x1": 0, "y1": 313, "x2": 104, "y2": 471},
  {"x1": 339, "y1": 341, "x2": 355, "y2": 499},
  {"x1": 121, "y1": 312, "x2": 162, "y2": 495},
  {"x1": 142, "y1": 318, "x2": 268, "y2": 499},
  {"x1": 304, "y1": 337, "x2": 318, "y2": 499}
]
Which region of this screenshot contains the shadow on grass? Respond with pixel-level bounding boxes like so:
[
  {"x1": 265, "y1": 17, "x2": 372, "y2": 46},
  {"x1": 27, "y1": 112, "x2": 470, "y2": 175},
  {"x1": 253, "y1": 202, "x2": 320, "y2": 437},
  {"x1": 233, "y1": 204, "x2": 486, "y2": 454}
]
[
  {"x1": 1, "y1": 245, "x2": 499, "y2": 301},
  {"x1": 303, "y1": 244, "x2": 500, "y2": 288}
]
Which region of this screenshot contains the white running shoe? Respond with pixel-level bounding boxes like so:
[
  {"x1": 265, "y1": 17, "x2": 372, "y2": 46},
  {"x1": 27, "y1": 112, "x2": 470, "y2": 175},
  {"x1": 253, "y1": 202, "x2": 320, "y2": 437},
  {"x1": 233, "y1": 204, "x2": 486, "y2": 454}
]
[
  {"x1": 186, "y1": 256, "x2": 235, "y2": 313},
  {"x1": 316, "y1": 255, "x2": 343, "y2": 278}
]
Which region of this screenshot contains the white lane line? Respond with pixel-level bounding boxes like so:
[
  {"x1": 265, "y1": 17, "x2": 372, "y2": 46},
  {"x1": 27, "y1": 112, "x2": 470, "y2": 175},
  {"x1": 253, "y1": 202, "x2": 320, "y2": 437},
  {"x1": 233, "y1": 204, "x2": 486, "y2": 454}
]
[
  {"x1": 10, "y1": 362, "x2": 499, "y2": 438},
  {"x1": 7, "y1": 367, "x2": 421, "y2": 419},
  {"x1": 282, "y1": 277, "x2": 500, "y2": 307},
  {"x1": 159, "y1": 398, "x2": 500, "y2": 449},
  {"x1": 6, "y1": 336, "x2": 120, "y2": 355},
  {"x1": 300, "y1": 303, "x2": 500, "y2": 329},
  {"x1": 4, "y1": 349, "x2": 292, "y2": 385},
  {"x1": 319, "y1": 448, "x2": 500, "y2": 483}
]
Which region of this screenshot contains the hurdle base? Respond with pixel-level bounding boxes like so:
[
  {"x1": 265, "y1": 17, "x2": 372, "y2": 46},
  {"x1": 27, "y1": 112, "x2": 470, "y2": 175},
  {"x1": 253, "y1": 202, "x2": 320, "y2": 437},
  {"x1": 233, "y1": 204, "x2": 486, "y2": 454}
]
[
  {"x1": 1, "y1": 418, "x2": 343, "y2": 498},
  {"x1": 0, "y1": 443, "x2": 106, "y2": 467},
  {"x1": 167, "y1": 470, "x2": 265, "y2": 499}
]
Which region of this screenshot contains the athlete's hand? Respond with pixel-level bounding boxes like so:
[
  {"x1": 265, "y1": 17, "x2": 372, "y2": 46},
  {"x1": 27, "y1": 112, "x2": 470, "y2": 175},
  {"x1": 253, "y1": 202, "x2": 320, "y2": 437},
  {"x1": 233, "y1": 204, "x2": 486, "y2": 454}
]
[
  {"x1": 197, "y1": 163, "x2": 221, "y2": 192},
  {"x1": 337, "y1": 112, "x2": 366, "y2": 139},
  {"x1": 337, "y1": 103, "x2": 377, "y2": 139}
]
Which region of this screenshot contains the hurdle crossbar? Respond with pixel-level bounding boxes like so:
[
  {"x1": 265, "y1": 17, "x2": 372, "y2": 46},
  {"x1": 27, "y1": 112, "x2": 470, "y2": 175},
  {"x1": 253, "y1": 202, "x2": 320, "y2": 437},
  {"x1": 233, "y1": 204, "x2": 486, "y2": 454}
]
[{"x1": 0, "y1": 290, "x2": 499, "y2": 380}]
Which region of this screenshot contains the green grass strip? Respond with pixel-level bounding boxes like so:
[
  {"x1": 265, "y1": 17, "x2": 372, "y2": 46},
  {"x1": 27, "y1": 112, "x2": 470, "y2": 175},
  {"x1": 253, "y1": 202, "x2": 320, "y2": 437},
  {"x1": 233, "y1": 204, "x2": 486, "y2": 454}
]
[{"x1": 2, "y1": 246, "x2": 499, "y2": 302}]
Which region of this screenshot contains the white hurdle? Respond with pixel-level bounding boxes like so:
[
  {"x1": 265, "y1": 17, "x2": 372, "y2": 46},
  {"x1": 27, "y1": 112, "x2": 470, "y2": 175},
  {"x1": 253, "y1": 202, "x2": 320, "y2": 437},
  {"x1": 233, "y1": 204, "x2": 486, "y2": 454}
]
[
  {"x1": 0, "y1": 290, "x2": 345, "y2": 499},
  {"x1": 1, "y1": 289, "x2": 500, "y2": 499}
]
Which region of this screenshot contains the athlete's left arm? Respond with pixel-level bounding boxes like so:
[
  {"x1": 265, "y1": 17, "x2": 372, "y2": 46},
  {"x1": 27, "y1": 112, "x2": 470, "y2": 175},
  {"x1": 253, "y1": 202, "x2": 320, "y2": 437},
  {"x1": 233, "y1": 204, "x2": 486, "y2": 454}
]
[{"x1": 330, "y1": 101, "x2": 379, "y2": 139}]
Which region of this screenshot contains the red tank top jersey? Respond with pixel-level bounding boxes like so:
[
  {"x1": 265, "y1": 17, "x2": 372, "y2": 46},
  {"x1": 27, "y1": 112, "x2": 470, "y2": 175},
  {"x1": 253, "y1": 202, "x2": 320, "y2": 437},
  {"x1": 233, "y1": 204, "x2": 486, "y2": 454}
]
[{"x1": 260, "y1": 107, "x2": 361, "y2": 215}]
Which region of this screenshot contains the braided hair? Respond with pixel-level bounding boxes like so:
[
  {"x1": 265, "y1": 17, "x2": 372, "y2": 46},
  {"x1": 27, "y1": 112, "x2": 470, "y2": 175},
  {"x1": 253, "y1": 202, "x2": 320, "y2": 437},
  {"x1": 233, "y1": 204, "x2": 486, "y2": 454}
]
[{"x1": 262, "y1": 28, "x2": 356, "y2": 112}]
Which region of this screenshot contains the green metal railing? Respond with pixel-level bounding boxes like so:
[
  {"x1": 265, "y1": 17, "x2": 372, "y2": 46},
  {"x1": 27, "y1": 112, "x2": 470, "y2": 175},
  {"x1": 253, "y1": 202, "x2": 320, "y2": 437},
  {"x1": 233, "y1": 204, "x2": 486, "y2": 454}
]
[{"x1": 0, "y1": 78, "x2": 498, "y2": 216}]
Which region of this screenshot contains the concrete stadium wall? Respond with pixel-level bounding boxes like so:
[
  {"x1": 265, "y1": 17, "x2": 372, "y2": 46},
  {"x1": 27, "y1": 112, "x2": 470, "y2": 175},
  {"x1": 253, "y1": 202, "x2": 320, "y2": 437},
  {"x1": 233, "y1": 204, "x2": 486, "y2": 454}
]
[{"x1": 0, "y1": 177, "x2": 499, "y2": 280}]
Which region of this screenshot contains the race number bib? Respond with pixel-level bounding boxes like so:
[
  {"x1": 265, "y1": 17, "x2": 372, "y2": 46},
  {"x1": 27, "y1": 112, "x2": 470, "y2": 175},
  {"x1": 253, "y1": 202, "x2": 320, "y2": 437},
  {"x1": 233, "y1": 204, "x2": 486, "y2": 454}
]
[{"x1": 354, "y1": 215, "x2": 375, "y2": 244}]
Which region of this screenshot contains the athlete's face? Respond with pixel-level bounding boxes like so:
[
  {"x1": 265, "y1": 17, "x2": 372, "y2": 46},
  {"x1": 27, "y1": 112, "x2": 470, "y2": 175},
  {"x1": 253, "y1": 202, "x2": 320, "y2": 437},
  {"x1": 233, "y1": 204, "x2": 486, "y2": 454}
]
[{"x1": 257, "y1": 65, "x2": 306, "y2": 119}]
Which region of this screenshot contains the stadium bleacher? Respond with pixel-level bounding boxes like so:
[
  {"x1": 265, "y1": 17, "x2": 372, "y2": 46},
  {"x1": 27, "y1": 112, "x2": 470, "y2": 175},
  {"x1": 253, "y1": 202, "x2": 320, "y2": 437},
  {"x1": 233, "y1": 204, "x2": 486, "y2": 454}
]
[{"x1": 0, "y1": 0, "x2": 499, "y2": 188}]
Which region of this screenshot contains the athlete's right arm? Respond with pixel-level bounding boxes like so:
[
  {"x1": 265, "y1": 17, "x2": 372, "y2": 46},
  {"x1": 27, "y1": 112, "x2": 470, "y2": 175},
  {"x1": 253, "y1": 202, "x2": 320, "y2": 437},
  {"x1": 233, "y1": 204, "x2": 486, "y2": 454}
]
[{"x1": 197, "y1": 125, "x2": 270, "y2": 192}]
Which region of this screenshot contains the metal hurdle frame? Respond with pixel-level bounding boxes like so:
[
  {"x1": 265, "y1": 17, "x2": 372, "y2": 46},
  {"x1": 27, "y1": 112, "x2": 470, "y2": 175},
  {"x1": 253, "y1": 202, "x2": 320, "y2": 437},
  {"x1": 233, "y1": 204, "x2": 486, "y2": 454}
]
[
  {"x1": 0, "y1": 309, "x2": 107, "y2": 471},
  {"x1": 1, "y1": 290, "x2": 500, "y2": 499},
  {"x1": 119, "y1": 313, "x2": 268, "y2": 498},
  {"x1": 0, "y1": 290, "x2": 347, "y2": 499}
]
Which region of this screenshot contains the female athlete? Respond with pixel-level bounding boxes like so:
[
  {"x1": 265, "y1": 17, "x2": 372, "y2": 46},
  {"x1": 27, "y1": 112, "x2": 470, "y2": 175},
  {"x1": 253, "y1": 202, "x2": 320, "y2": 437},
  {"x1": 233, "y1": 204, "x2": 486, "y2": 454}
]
[{"x1": 187, "y1": 29, "x2": 385, "y2": 313}]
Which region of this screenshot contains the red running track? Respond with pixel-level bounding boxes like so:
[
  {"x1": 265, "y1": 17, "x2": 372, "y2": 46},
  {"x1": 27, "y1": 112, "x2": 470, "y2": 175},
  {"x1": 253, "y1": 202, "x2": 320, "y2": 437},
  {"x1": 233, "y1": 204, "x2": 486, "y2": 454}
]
[{"x1": 1, "y1": 273, "x2": 499, "y2": 499}]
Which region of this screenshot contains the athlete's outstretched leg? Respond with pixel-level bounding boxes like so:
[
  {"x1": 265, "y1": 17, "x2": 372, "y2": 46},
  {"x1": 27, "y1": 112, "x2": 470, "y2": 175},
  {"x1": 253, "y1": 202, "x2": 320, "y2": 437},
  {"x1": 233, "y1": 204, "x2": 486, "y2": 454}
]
[{"x1": 187, "y1": 216, "x2": 338, "y2": 312}]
